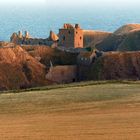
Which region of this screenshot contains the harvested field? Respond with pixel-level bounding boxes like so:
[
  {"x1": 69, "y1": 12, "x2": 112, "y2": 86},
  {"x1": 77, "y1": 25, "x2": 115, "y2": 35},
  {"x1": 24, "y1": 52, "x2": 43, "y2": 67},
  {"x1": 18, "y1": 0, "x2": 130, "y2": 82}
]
[{"x1": 0, "y1": 81, "x2": 139, "y2": 140}]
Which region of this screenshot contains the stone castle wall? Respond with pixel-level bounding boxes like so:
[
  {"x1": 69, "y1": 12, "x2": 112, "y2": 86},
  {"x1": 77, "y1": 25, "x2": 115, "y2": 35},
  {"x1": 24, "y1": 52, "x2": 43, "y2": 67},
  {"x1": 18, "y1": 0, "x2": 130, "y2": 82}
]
[{"x1": 10, "y1": 31, "x2": 58, "y2": 47}]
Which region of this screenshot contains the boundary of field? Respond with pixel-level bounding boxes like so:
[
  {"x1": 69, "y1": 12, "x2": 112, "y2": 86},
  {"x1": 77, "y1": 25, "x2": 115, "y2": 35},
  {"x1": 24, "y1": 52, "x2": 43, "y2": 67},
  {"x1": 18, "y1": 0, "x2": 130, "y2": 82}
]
[{"x1": 0, "y1": 80, "x2": 140, "y2": 94}]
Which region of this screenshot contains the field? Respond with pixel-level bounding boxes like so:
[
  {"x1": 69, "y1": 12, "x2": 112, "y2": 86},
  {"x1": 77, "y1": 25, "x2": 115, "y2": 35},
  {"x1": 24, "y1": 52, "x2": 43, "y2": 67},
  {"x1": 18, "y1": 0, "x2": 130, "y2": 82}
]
[{"x1": 0, "y1": 81, "x2": 140, "y2": 140}]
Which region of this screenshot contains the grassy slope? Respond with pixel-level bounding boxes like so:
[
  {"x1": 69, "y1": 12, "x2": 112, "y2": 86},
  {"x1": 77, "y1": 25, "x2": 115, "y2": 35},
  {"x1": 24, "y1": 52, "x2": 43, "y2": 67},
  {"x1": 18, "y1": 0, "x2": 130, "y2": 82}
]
[
  {"x1": 83, "y1": 30, "x2": 111, "y2": 47},
  {"x1": 96, "y1": 24, "x2": 140, "y2": 52},
  {"x1": 118, "y1": 30, "x2": 140, "y2": 51},
  {"x1": 0, "y1": 81, "x2": 140, "y2": 139},
  {"x1": 114, "y1": 24, "x2": 140, "y2": 35}
]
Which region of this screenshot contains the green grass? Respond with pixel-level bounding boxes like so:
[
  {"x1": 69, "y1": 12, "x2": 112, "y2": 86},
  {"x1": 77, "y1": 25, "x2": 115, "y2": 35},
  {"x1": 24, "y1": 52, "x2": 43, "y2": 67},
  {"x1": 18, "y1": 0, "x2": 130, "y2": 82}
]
[
  {"x1": 1, "y1": 80, "x2": 140, "y2": 94},
  {"x1": 0, "y1": 81, "x2": 140, "y2": 115}
]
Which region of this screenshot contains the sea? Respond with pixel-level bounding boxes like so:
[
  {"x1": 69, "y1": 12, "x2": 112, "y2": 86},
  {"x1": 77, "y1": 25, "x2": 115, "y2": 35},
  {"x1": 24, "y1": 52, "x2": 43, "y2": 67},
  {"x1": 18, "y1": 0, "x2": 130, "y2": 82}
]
[{"x1": 0, "y1": 5, "x2": 140, "y2": 41}]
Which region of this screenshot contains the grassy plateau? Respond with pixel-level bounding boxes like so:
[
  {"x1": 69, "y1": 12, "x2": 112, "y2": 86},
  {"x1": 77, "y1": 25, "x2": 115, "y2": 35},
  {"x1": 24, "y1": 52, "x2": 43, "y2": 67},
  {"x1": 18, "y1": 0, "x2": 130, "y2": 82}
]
[{"x1": 0, "y1": 81, "x2": 139, "y2": 140}]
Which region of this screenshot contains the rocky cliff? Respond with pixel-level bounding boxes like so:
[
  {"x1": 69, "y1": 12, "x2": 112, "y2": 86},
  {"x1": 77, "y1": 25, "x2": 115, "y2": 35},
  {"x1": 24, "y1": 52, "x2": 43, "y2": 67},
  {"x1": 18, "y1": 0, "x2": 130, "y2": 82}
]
[{"x1": 0, "y1": 46, "x2": 49, "y2": 90}]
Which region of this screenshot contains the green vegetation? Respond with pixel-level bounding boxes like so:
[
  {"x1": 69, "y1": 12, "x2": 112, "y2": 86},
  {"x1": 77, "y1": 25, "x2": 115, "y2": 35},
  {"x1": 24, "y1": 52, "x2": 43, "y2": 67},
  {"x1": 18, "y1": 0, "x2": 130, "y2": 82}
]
[
  {"x1": 0, "y1": 80, "x2": 139, "y2": 94},
  {"x1": 0, "y1": 81, "x2": 140, "y2": 114}
]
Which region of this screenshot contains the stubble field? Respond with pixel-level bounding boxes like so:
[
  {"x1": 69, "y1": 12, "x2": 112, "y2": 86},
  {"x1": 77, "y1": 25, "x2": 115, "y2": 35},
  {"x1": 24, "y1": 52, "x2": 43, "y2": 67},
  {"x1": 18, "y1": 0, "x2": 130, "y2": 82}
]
[{"x1": 0, "y1": 81, "x2": 140, "y2": 140}]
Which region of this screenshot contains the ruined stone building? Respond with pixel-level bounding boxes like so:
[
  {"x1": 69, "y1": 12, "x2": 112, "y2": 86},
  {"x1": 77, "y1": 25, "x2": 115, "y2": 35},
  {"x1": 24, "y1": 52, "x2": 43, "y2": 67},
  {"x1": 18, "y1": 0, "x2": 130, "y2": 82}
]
[
  {"x1": 10, "y1": 24, "x2": 84, "y2": 48},
  {"x1": 58, "y1": 24, "x2": 83, "y2": 48},
  {"x1": 10, "y1": 31, "x2": 58, "y2": 46}
]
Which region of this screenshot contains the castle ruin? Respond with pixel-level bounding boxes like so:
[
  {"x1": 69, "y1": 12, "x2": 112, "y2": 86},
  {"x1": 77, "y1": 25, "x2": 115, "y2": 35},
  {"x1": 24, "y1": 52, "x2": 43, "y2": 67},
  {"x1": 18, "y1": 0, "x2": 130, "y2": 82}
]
[
  {"x1": 10, "y1": 31, "x2": 58, "y2": 46},
  {"x1": 10, "y1": 24, "x2": 84, "y2": 48},
  {"x1": 58, "y1": 24, "x2": 83, "y2": 48}
]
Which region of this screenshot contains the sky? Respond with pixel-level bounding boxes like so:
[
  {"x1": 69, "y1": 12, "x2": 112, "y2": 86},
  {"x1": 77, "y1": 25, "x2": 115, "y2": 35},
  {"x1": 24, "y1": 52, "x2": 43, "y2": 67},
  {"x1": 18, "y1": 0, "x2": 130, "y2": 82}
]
[
  {"x1": 0, "y1": 0, "x2": 46, "y2": 5},
  {"x1": 46, "y1": 0, "x2": 140, "y2": 7},
  {"x1": 1, "y1": 0, "x2": 140, "y2": 8}
]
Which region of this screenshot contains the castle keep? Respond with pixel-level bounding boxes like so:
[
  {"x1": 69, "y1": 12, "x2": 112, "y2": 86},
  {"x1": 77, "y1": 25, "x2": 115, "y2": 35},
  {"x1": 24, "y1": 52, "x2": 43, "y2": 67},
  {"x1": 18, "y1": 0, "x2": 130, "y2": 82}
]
[{"x1": 59, "y1": 24, "x2": 83, "y2": 48}]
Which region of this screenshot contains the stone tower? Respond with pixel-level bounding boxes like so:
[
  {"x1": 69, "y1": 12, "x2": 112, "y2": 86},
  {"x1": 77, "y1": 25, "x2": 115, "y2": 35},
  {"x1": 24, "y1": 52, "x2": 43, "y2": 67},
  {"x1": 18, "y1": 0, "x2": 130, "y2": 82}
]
[
  {"x1": 18, "y1": 31, "x2": 23, "y2": 38},
  {"x1": 25, "y1": 31, "x2": 30, "y2": 38},
  {"x1": 59, "y1": 24, "x2": 83, "y2": 48}
]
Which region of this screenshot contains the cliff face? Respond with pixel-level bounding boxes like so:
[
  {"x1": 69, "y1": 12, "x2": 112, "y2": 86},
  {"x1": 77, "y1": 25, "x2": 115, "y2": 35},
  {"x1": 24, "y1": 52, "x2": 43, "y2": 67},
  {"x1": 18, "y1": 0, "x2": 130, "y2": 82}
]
[
  {"x1": 1, "y1": 45, "x2": 140, "y2": 90},
  {"x1": 0, "y1": 46, "x2": 48, "y2": 90},
  {"x1": 84, "y1": 52, "x2": 140, "y2": 80}
]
